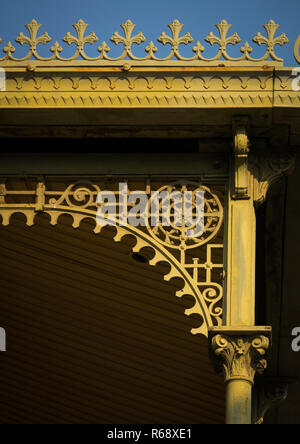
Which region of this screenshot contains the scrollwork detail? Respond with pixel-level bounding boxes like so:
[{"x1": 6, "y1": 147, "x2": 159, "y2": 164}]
[
  {"x1": 0, "y1": 179, "x2": 225, "y2": 335},
  {"x1": 201, "y1": 284, "x2": 223, "y2": 325},
  {"x1": 48, "y1": 181, "x2": 101, "y2": 209}
]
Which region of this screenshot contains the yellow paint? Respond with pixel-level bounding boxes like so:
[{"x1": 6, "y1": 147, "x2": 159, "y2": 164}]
[{"x1": 0, "y1": 21, "x2": 298, "y2": 425}]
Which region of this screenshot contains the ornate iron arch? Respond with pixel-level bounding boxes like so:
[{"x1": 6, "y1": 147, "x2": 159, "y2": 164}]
[{"x1": 0, "y1": 179, "x2": 224, "y2": 337}]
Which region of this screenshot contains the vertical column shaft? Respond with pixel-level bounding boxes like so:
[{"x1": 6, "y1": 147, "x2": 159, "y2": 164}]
[
  {"x1": 224, "y1": 196, "x2": 256, "y2": 326},
  {"x1": 211, "y1": 119, "x2": 265, "y2": 425},
  {"x1": 226, "y1": 379, "x2": 252, "y2": 424},
  {"x1": 223, "y1": 121, "x2": 254, "y2": 423}
]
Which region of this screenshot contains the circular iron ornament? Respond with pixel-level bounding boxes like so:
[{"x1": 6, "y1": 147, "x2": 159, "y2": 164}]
[{"x1": 146, "y1": 182, "x2": 223, "y2": 250}]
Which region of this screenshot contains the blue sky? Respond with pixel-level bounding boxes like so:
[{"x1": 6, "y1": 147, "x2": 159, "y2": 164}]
[{"x1": 0, "y1": 0, "x2": 299, "y2": 65}]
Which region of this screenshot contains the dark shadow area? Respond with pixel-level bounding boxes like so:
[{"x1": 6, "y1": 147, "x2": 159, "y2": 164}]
[
  {"x1": 0, "y1": 138, "x2": 200, "y2": 154},
  {"x1": 0, "y1": 213, "x2": 225, "y2": 424}
]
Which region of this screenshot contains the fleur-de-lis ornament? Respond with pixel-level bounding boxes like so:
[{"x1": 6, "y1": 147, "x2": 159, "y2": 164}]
[
  {"x1": 0, "y1": 18, "x2": 290, "y2": 63},
  {"x1": 110, "y1": 20, "x2": 146, "y2": 56},
  {"x1": 50, "y1": 41, "x2": 63, "y2": 58},
  {"x1": 3, "y1": 41, "x2": 16, "y2": 58},
  {"x1": 240, "y1": 41, "x2": 253, "y2": 58},
  {"x1": 98, "y1": 41, "x2": 110, "y2": 59},
  {"x1": 63, "y1": 19, "x2": 99, "y2": 56},
  {"x1": 158, "y1": 19, "x2": 193, "y2": 57},
  {"x1": 15, "y1": 19, "x2": 51, "y2": 57},
  {"x1": 145, "y1": 41, "x2": 158, "y2": 58},
  {"x1": 192, "y1": 41, "x2": 205, "y2": 58},
  {"x1": 205, "y1": 20, "x2": 241, "y2": 58},
  {"x1": 253, "y1": 20, "x2": 289, "y2": 61}
]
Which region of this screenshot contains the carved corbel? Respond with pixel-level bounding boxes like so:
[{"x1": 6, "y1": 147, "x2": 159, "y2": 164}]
[
  {"x1": 252, "y1": 377, "x2": 289, "y2": 424},
  {"x1": 210, "y1": 333, "x2": 270, "y2": 385},
  {"x1": 251, "y1": 151, "x2": 296, "y2": 207},
  {"x1": 232, "y1": 117, "x2": 251, "y2": 200}
]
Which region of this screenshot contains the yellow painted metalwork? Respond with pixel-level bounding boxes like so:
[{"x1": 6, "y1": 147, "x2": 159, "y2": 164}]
[
  {"x1": 0, "y1": 19, "x2": 289, "y2": 66},
  {"x1": 0, "y1": 180, "x2": 224, "y2": 338},
  {"x1": 0, "y1": 19, "x2": 299, "y2": 425},
  {"x1": 0, "y1": 66, "x2": 299, "y2": 110}
]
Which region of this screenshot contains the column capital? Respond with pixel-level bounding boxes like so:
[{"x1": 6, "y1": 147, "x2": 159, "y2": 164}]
[{"x1": 209, "y1": 327, "x2": 272, "y2": 385}]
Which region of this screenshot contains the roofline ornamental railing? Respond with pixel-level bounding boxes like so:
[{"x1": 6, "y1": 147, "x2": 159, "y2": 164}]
[{"x1": 0, "y1": 19, "x2": 298, "y2": 66}]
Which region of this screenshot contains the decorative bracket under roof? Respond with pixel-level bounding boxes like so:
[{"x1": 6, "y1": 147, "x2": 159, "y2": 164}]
[
  {"x1": 251, "y1": 151, "x2": 296, "y2": 206},
  {"x1": 0, "y1": 178, "x2": 225, "y2": 338},
  {"x1": 232, "y1": 117, "x2": 251, "y2": 200}
]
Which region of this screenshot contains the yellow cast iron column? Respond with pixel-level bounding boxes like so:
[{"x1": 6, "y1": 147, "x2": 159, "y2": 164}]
[
  {"x1": 226, "y1": 379, "x2": 252, "y2": 424},
  {"x1": 210, "y1": 330, "x2": 270, "y2": 424},
  {"x1": 209, "y1": 117, "x2": 271, "y2": 424}
]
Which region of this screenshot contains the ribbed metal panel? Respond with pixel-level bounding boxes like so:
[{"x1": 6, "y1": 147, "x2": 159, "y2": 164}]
[{"x1": 0, "y1": 213, "x2": 225, "y2": 424}]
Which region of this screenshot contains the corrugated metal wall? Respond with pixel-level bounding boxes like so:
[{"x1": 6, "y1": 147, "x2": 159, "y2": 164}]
[{"x1": 0, "y1": 213, "x2": 225, "y2": 424}]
